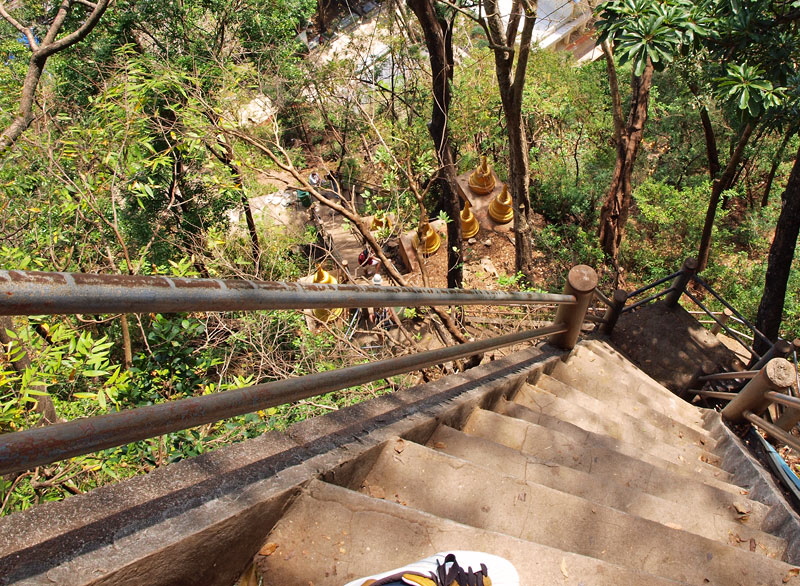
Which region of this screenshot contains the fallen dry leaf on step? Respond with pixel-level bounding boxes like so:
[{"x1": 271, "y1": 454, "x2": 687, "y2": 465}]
[
  {"x1": 560, "y1": 558, "x2": 569, "y2": 578},
  {"x1": 750, "y1": 538, "x2": 757, "y2": 552},
  {"x1": 783, "y1": 568, "x2": 800, "y2": 583},
  {"x1": 433, "y1": 442, "x2": 447, "y2": 449},
  {"x1": 259, "y1": 542, "x2": 279, "y2": 556},
  {"x1": 394, "y1": 439, "x2": 406, "y2": 453}
]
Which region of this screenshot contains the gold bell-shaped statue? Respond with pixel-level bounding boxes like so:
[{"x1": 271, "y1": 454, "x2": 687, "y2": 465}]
[
  {"x1": 312, "y1": 266, "x2": 343, "y2": 322},
  {"x1": 414, "y1": 222, "x2": 441, "y2": 256},
  {"x1": 460, "y1": 200, "x2": 480, "y2": 239},
  {"x1": 468, "y1": 156, "x2": 496, "y2": 195},
  {"x1": 488, "y1": 184, "x2": 514, "y2": 224},
  {"x1": 371, "y1": 214, "x2": 391, "y2": 231}
]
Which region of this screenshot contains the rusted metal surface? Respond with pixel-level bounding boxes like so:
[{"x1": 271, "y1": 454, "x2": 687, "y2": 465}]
[
  {"x1": 0, "y1": 270, "x2": 576, "y2": 316},
  {"x1": 698, "y1": 370, "x2": 759, "y2": 381},
  {"x1": 0, "y1": 323, "x2": 566, "y2": 475},
  {"x1": 744, "y1": 411, "x2": 800, "y2": 453}
]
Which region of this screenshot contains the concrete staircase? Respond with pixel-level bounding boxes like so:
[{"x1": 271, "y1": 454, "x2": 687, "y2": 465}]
[{"x1": 256, "y1": 339, "x2": 800, "y2": 585}]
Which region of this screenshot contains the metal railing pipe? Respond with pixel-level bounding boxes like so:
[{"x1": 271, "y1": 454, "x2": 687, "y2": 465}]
[
  {"x1": 698, "y1": 370, "x2": 759, "y2": 382},
  {"x1": 0, "y1": 271, "x2": 576, "y2": 316},
  {"x1": 626, "y1": 270, "x2": 682, "y2": 299},
  {"x1": 684, "y1": 290, "x2": 758, "y2": 359},
  {"x1": 722, "y1": 358, "x2": 796, "y2": 423},
  {"x1": 621, "y1": 288, "x2": 671, "y2": 313},
  {"x1": 694, "y1": 390, "x2": 739, "y2": 400},
  {"x1": 744, "y1": 411, "x2": 800, "y2": 454},
  {"x1": 690, "y1": 274, "x2": 772, "y2": 348},
  {"x1": 593, "y1": 288, "x2": 612, "y2": 307},
  {"x1": 0, "y1": 323, "x2": 567, "y2": 475}
]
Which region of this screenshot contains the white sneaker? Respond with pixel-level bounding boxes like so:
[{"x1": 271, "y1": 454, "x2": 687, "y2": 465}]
[{"x1": 343, "y1": 550, "x2": 519, "y2": 586}]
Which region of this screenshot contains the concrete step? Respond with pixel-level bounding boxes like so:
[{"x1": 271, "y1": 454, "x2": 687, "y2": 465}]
[
  {"x1": 542, "y1": 367, "x2": 716, "y2": 448},
  {"x1": 500, "y1": 392, "x2": 729, "y2": 481},
  {"x1": 522, "y1": 376, "x2": 717, "y2": 456},
  {"x1": 256, "y1": 479, "x2": 688, "y2": 586},
  {"x1": 351, "y1": 439, "x2": 799, "y2": 585},
  {"x1": 560, "y1": 343, "x2": 708, "y2": 430},
  {"x1": 425, "y1": 424, "x2": 785, "y2": 554},
  {"x1": 464, "y1": 408, "x2": 750, "y2": 498}
]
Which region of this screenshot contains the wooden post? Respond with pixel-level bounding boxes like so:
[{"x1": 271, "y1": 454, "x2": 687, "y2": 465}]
[
  {"x1": 722, "y1": 358, "x2": 795, "y2": 423},
  {"x1": 549, "y1": 265, "x2": 598, "y2": 350},
  {"x1": 752, "y1": 339, "x2": 792, "y2": 371},
  {"x1": 710, "y1": 307, "x2": 733, "y2": 336},
  {"x1": 600, "y1": 289, "x2": 627, "y2": 335},
  {"x1": 775, "y1": 338, "x2": 800, "y2": 430},
  {"x1": 665, "y1": 257, "x2": 698, "y2": 308}
]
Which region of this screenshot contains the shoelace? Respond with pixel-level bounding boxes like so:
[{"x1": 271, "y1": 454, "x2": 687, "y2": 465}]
[
  {"x1": 363, "y1": 553, "x2": 491, "y2": 586},
  {"x1": 435, "y1": 553, "x2": 490, "y2": 586}
]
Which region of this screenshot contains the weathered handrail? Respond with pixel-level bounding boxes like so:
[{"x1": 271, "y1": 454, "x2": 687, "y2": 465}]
[
  {"x1": 0, "y1": 266, "x2": 601, "y2": 475},
  {"x1": 0, "y1": 270, "x2": 576, "y2": 316},
  {"x1": 0, "y1": 323, "x2": 568, "y2": 475},
  {"x1": 698, "y1": 370, "x2": 759, "y2": 382},
  {"x1": 683, "y1": 289, "x2": 759, "y2": 359},
  {"x1": 691, "y1": 274, "x2": 772, "y2": 348}
]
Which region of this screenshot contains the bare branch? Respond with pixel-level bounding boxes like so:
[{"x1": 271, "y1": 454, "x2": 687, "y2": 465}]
[{"x1": 0, "y1": 3, "x2": 38, "y2": 50}]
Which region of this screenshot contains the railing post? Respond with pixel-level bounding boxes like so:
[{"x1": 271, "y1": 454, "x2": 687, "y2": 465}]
[
  {"x1": 721, "y1": 358, "x2": 795, "y2": 423},
  {"x1": 710, "y1": 307, "x2": 733, "y2": 336},
  {"x1": 600, "y1": 289, "x2": 627, "y2": 335},
  {"x1": 549, "y1": 265, "x2": 598, "y2": 350},
  {"x1": 665, "y1": 257, "x2": 698, "y2": 308},
  {"x1": 751, "y1": 339, "x2": 792, "y2": 371}
]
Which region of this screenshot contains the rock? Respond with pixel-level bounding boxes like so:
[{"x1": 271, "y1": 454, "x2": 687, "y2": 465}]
[
  {"x1": 468, "y1": 238, "x2": 477, "y2": 245},
  {"x1": 483, "y1": 239, "x2": 492, "y2": 247}
]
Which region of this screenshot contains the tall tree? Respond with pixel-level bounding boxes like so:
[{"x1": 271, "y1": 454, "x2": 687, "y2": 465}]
[
  {"x1": 406, "y1": 0, "x2": 463, "y2": 288},
  {"x1": 478, "y1": 0, "x2": 538, "y2": 281},
  {"x1": 595, "y1": 0, "x2": 708, "y2": 263},
  {"x1": 754, "y1": 144, "x2": 800, "y2": 354}
]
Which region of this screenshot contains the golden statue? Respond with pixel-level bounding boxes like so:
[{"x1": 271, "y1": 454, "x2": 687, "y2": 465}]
[
  {"x1": 468, "y1": 156, "x2": 496, "y2": 195},
  {"x1": 460, "y1": 200, "x2": 480, "y2": 239},
  {"x1": 488, "y1": 185, "x2": 514, "y2": 224}
]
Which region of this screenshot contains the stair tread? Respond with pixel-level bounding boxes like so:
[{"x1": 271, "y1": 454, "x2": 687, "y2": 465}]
[
  {"x1": 350, "y1": 439, "x2": 798, "y2": 585},
  {"x1": 257, "y1": 478, "x2": 688, "y2": 586},
  {"x1": 501, "y1": 394, "x2": 729, "y2": 481},
  {"x1": 426, "y1": 424, "x2": 782, "y2": 552},
  {"x1": 523, "y1": 377, "x2": 717, "y2": 455},
  {"x1": 558, "y1": 343, "x2": 708, "y2": 431},
  {"x1": 465, "y1": 408, "x2": 750, "y2": 497},
  {"x1": 542, "y1": 368, "x2": 716, "y2": 448}
]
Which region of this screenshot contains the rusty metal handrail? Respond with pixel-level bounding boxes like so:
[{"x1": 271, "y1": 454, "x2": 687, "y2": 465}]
[
  {"x1": 0, "y1": 323, "x2": 568, "y2": 475},
  {"x1": 690, "y1": 274, "x2": 771, "y2": 348},
  {"x1": 684, "y1": 289, "x2": 759, "y2": 359},
  {"x1": 0, "y1": 270, "x2": 576, "y2": 316},
  {"x1": 698, "y1": 370, "x2": 759, "y2": 382},
  {"x1": 744, "y1": 411, "x2": 800, "y2": 454}
]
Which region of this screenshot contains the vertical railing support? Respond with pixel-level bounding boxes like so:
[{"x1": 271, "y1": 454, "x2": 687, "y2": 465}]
[
  {"x1": 549, "y1": 265, "x2": 598, "y2": 350},
  {"x1": 722, "y1": 358, "x2": 795, "y2": 423},
  {"x1": 710, "y1": 307, "x2": 733, "y2": 336},
  {"x1": 751, "y1": 339, "x2": 792, "y2": 371},
  {"x1": 665, "y1": 257, "x2": 698, "y2": 308},
  {"x1": 600, "y1": 289, "x2": 627, "y2": 335}
]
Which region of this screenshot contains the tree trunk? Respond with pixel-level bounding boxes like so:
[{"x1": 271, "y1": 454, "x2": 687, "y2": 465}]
[
  {"x1": 696, "y1": 122, "x2": 755, "y2": 271},
  {"x1": 482, "y1": 0, "x2": 537, "y2": 282},
  {"x1": 406, "y1": 0, "x2": 463, "y2": 288},
  {"x1": 754, "y1": 144, "x2": 800, "y2": 355},
  {"x1": 762, "y1": 132, "x2": 792, "y2": 208},
  {"x1": 598, "y1": 56, "x2": 654, "y2": 261}
]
